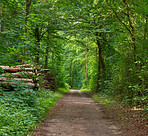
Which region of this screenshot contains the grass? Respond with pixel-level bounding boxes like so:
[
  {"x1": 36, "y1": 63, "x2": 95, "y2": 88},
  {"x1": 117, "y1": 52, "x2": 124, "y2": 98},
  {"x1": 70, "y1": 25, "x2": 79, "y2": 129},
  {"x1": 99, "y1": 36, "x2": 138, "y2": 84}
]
[
  {"x1": 92, "y1": 93, "x2": 116, "y2": 106},
  {"x1": 57, "y1": 88, "x2": 69, "y2": 94},
  {"x1": 81, "y1": 89, "x2": 116, "y2": 105},
  {"x1": 0, "y1": 87, "x2": 62, "y2": 136},
  {"x1": 80, "y1": 89, "x2": 92, "y2": 93}
]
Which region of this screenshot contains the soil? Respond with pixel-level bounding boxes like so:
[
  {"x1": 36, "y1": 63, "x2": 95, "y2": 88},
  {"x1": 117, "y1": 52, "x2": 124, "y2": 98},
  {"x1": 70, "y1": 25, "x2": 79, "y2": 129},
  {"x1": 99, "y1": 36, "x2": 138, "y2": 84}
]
[
  {"x1": 100, "y1": 101, "x2": 148, "y2": 136},
  {"x1": 31, "y1": 90, "x2": 123, "y2": 136}
]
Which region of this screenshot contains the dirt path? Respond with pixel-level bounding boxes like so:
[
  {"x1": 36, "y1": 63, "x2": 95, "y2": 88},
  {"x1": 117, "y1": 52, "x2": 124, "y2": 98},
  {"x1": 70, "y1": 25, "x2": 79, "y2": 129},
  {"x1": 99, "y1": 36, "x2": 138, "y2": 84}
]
[{"x1": 32, "y1": 89, "x2": 122, "y2": 136}]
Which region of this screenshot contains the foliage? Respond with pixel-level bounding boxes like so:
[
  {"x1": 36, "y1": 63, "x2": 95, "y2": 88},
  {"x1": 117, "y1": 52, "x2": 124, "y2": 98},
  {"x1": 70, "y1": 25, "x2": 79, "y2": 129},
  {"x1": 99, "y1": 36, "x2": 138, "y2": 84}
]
[
  {"x1": 0, "y1": 88, "x2": 62, "y2": 136},
  {"x1": 80, "y1": 89, "x2": 92, "y2": 94},
  {"x1": 0, "y1": 0, "x2": 147, "y2": 109},
  {"x1": 0, "y1": 1, "x2": 147, "y2": 136},
  {"x1": 92, "y1": 92, "x2": 116, "y2": 106},
  {"x1": 58, "y1": 87, "x2": 69, "y2": 94}
]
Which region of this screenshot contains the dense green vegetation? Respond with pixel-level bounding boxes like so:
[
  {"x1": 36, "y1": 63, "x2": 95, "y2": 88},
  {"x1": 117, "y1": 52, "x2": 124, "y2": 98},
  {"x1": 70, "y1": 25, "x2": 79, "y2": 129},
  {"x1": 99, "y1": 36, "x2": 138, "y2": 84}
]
[
  {"x1": 1, "y1": 0, "x2": 147, "y2": 105},
  {"x1": 0, "y1": 88, "x2": 62, "y2": 135},
  {"x1": 0, "y1": 0, "x2": 148, "y2": 135}
]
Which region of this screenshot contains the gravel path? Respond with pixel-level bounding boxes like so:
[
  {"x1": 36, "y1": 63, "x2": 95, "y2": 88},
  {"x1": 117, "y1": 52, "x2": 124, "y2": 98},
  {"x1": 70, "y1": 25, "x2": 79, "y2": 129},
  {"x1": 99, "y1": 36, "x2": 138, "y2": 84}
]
[{"x1": 32, "y1": 89, "x2": 122, "y2": 136}]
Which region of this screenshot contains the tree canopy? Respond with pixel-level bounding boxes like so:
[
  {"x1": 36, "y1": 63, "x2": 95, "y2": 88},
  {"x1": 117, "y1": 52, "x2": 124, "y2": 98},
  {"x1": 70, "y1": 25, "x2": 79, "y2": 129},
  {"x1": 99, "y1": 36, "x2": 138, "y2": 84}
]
[{"x1": 0, "y1": 0, "x2": 148, "y2": 107}]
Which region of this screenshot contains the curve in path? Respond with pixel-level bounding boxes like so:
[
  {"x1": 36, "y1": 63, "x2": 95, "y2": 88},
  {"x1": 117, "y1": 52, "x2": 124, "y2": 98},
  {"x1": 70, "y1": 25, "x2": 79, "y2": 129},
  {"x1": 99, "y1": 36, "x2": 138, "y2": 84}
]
[{"x1": 33, "y1": 89, "x2": 122, "y2": 136}]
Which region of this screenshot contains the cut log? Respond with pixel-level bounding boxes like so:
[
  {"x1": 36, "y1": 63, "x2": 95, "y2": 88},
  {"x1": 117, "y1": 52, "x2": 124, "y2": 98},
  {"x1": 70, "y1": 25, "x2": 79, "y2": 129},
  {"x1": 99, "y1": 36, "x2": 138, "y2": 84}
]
[
  {"x1": 41, "y1": 69, "x2": 50, "y2": 71},
  {"x1": 1, "y1": 68, "x2": 35, "y2": 73},
  {"x1": 0, "y1": 81, "x2": 35, "y2": 87},
  {"x1": 0, "y1": 78, "x2": 33, "y2": 83},
  {"x1": 0, "y1": 66, "x2": 10, "y2": 69},
  {"x1": 1, "y1": 73, "x2": 20, "y2": 77},
  {"x1": 19, "y1": 68, "x2": 35, "y2": 72},
  {"x1": 0, "y1": 64, "x2": 34, "y2": 69},
  {"x1": 2, "y1": 68, "x2": 19, "y2": 73},
  {"x1": 1, "y1": 72, "x2": 38, "y2": 78},
  {"x1": 14, "y1": 78, "x2": 33, "y2": 82},
  {"x1": 16, "y1": 64, "x2": 34, "y2": 68},
  {"x1": 0, "y1": 65, "x2": 40, "y2": 90}
]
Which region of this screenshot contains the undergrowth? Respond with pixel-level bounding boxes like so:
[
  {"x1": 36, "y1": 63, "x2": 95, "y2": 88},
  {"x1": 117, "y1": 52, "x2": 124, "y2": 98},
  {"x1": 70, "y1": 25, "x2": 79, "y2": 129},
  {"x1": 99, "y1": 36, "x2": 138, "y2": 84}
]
[
  {"x1": 81, "y1": 89, "x2": 148, "y2": 135},
  {"x1": 92, "y1": 93, "x2": 116, "y2": 106},
  {"x1": 81, "y1": 87, "x2": 148, "y2": 109},
  {"x1": 57, "y1": 88, "x2": 69, "y2": 94},
  {"x1": 91, "y1": 92, "x2": 148, "y2": 136},
  {"x1": 0, "y1": 87, "x2": 62, "y2": 136},
  {"x1": 80, "y1": 89, "x2": 92, "y2": 93}
]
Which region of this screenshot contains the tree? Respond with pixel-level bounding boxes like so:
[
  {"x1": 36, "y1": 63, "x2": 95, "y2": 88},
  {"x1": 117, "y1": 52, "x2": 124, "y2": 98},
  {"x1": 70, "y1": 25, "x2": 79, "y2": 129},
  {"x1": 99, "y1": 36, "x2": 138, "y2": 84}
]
[{"x1": 1, "y1": 0, "x2": 147, "y2": 107}]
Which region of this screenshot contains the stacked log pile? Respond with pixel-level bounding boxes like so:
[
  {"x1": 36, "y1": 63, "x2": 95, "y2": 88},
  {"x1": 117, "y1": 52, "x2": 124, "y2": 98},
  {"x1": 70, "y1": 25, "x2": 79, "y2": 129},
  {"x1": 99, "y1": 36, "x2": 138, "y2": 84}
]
[
  {"x1": 39, "y1": 69, "x2": 57, "y2": 91},
  {"x1": 0, "y1": 64, "x2": 39, "y2": 90},
  {"x1": 0, "y1": 64, "x2": 58, "y2": 91}
]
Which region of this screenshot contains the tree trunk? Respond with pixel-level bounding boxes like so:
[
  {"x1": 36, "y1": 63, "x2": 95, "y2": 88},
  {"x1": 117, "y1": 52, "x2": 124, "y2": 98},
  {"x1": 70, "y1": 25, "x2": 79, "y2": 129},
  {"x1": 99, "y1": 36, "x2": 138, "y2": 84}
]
[
  {"x1": 112, "y1": 1, "x2": 137, "y2": 66},
  {"x1": 45, "y1": 46, "x2": 49, "y2": 68},
  {"x1": 45, "y1": 31, "x2": 50, "y2": 68},
  {"x1": 0, "y1": 10, "x2": 2, "y2": 33},
  {"x1": 52, "y1": 51, "x2": 54, "y2": 69},
  {"x1": 122, "y1": 1, "x2": 137, "y2": 65},
  {"x1": 25, "y1": 0, "x2": 32, "y2": 34},
  {"x1": 70, "y1": 63, "x2": 72, "y2": 88},
  {"x1": 126, "y1": 5, "x2": 137, "y2": 65},
  {"x1": 22, "y1": 0, "x2": 32, "y2": 63},
  {"x1": 96, "y1": 32, "x2": 105, "y2": 91},
  {"x1": 86, "y1": 44, "x2": 88, "y2": 87},
  {"x1": 35, "y1": 26, "x2": 40, "y2": 64},
  {"x1": 144, "y1": 15, "x2": 148, "y2": 40}
]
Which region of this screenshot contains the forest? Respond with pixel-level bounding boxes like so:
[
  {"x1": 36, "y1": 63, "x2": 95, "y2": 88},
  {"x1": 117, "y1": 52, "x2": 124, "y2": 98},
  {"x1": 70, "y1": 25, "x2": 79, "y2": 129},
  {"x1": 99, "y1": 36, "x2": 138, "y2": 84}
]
[{"x1": 0, "y1": 0, "x2": 148, "y2": 135}]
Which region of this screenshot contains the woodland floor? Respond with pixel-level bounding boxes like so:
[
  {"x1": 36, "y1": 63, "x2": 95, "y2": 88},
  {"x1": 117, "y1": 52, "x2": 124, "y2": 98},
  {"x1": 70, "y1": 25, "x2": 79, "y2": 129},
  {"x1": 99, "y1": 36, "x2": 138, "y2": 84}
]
[
  {"x1": 98, "y1": 96, "x2": 148, "y2": 136},
  {"x1": 31, "y1": 89, "x2": 126, "y2": 136}
]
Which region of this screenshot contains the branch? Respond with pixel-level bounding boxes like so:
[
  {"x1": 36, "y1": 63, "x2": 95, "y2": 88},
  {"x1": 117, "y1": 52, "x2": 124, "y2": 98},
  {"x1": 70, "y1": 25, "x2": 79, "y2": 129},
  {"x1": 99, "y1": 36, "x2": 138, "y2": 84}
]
[
  {"x1": 118, "y1": 13, "x2": 125, "y2": 19},
  {"x1": 106, "y1": 0, "x2": 133, "y2": 36},
  {"x1": 144, "y1": 15, "x2": 148, "y2": 40},
  {"x1": 40, "y1": 29, "x2": 49, "y2": 39},
  {"x1": 28, "y1": 0, "x2": 32, "y2": 7},
  {"x1": 125, "y1": 2, "x2": 135, "y2": 36},
  {"x1": 112, "y1": 9, "x2": 133, "y2": 36},
  {"x1": 101, "y1": 35, "x2": 108, "y2": 43}
]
